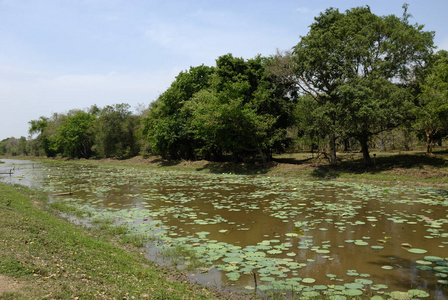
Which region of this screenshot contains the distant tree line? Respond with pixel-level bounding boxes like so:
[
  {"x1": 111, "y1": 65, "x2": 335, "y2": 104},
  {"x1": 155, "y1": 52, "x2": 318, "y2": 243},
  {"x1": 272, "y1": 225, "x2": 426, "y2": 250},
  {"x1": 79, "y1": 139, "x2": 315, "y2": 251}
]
[{"x1": 1, "y1": 6, "x2": 447, "y2": 166}]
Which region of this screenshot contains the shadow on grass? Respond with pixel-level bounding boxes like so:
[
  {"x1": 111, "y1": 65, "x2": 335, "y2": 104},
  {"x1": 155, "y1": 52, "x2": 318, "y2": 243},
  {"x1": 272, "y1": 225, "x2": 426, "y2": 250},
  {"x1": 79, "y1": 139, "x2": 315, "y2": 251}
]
[
  {"x1": 310, "y1": 152, "x2": 447, "y2": 179},
  {"x1": 196, "y1": 161, "x2": 271, "y2": 175}
]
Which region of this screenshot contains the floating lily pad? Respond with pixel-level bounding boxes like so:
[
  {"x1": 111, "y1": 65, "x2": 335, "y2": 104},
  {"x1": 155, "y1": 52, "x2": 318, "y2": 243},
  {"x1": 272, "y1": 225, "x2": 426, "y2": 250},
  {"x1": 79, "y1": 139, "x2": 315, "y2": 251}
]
[
  {"x1": 390, "y1": 291, "x2": 410, "y2": 299},
  {"x1": 407, "y1": 289, "x2": 429, "y2": 297},
  {"x1": 343, "y1": 289, "x2": 363, "y2": 296},
  {"x1": 344, "y1": 282, "x2": 364, "y2": 289},
  {"x1": 416, "y1": 260, "x2": 432, "y2": 265},
  {"x1": 354, "y1": 240, "x2": 369, "y2": 246},
  {"x1": 302, "y1": 278, "x2": 316, "y2": 284},
  {"x1": 407, "y1": 248, "x2": 428, "y2": 254},
  {"x1": 424, "y1": 256, "x2": 443, "y2": 262}
]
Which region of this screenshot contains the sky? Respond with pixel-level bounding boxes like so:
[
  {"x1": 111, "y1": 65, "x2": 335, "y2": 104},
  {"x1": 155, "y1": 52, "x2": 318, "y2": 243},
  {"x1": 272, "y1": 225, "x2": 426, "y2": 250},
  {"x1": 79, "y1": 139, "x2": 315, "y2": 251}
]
[{"x1": 1, "y1": 0, "x2": 448, "y2": 141}]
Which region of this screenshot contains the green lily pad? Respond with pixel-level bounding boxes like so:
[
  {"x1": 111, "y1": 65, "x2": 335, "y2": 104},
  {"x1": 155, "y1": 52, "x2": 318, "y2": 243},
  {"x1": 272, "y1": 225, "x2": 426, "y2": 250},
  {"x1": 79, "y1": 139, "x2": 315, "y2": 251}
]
[
  {"x1": 344, "y1": 282, "x2": 364, "y2": 289},
  {"x1": 343, "y1": 289, "x2": 363, "y2": 296},
  {"x1": 407, "y1": 248, "x2": 427, "y2": 254},
  {"x1": 407, "y1": 289, "x2": 429, "y2": 297},
  {"x1": 354, "y1": 240, "x2": 369, "y2": 246},
  {"x1": 390, "y1": 291, "x2": 410, "y2": 299},
  {"x1": 302, "y1": 278, "x2": 316, "y2": 284},
  {"x1": 416, "y1": 259, "x2": 432, "y2": 265},
  {"x1": 424, "y1": 256, "x2": 443, "y2": 262}
]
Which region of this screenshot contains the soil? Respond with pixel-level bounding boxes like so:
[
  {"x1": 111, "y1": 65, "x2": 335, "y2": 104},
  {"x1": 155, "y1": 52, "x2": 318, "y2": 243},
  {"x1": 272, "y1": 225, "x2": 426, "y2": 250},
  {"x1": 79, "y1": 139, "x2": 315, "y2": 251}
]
[{"x1": 0, "y1": 274, "x2": 22, "y2": 296}]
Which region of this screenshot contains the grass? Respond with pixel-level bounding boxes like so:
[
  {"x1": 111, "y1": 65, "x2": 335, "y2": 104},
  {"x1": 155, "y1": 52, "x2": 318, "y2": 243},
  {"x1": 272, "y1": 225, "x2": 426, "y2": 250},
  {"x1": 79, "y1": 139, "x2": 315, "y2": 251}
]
[
  {"x1": 270, "y1": 148, "x2": 448, "y2": 186},
  {"x1": 0, "y1": 183, "x2": 229, "y2": 299}
]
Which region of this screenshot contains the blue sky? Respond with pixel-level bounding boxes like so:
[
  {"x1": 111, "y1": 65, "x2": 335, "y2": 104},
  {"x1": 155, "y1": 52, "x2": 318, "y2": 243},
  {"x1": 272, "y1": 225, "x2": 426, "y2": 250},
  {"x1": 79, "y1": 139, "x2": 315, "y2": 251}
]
[{"x1": 1, "y1": 0, "x2": 447, "y2": 141}]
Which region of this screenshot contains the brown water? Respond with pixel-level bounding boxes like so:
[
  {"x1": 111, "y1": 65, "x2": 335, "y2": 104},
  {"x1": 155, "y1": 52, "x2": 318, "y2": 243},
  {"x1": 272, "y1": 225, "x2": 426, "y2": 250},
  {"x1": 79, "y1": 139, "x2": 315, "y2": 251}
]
[{"x1": 1, "y1": 159, "x2": 447, "y2": 298}]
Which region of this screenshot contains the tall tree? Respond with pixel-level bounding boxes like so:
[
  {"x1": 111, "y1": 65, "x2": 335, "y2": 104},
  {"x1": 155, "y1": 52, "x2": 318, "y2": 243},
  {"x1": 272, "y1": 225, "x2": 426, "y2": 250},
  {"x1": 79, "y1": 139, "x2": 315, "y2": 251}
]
[
  {"x1": 185, "y1": 54, "x2": 296, "y2": 162},
  {"x1": 142, "y1": 65, "x2": 214, "y2": 159},
  {"x1": 292, "y1": 5, "x2": 434, "y2": 165},
  {"x1": 29, "y1": 113, "x2": 68, "y2": 157},
  {"x1": 93, "y1": 104, "x2": 140, "y2": 158},
  {"x1": 415, "y1": 50, "x2": 448, "y2": 154},
  {"x1": 55, "y1": 111, "x2": 96, "y2": 158}
]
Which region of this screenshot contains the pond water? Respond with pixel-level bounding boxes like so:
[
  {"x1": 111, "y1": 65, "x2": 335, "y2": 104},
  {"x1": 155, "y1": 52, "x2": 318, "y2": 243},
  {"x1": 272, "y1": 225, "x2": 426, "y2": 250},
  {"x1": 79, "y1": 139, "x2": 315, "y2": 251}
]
[{"x1": 1, "y1": 159, "x2": 448, "y2": 298}]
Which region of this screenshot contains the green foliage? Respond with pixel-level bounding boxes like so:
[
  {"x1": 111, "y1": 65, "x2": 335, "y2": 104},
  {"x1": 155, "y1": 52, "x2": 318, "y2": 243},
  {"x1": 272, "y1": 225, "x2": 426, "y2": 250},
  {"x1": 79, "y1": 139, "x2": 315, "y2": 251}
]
[
  {"x1": 415, "y1": 50, "x2": 448, "y2": 153},
  {"x1": 93, "y1": 104, "x2": 140, "y2": 158},
  {"x1": 292, "y1": 5, "x2": 434, "y2": 165},
  {"x1": 29, "y1": 114, "x2": 68, "y2": 157},
  {"x1": 0, "y1": 136, "x2": 29, "y2": 156},
  {"x1": 54, "y1": 111, "x2": 96, "y2": 158},
  {"x1": 142, "y1": 65, "x2": 214, "y2": 159},
  {"x1": 143, "y1": 54, "x2": 296, "y2": 162},
  {"x1": 27, "y1": 104, "x2": 142, "y2": 159}
]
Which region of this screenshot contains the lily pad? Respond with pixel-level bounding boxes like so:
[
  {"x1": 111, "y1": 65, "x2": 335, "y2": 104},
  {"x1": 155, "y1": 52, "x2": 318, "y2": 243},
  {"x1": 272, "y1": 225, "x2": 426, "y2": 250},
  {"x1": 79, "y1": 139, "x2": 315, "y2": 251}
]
[
  {"x1": 302, "y1": 278, "x2": 316, "y2": 284},
  {"x1": 343, "y1": 289, "x2": 363, "y2": 296},
  {"x1": 407, "y1": 248, "x2": 428, "y2": 254},
  {"x1": 424, "y1": 256, "x2": 443, "y2": 262},
  {"x1": 407, "y1": 289, "x2": 429, "y2": 297}
]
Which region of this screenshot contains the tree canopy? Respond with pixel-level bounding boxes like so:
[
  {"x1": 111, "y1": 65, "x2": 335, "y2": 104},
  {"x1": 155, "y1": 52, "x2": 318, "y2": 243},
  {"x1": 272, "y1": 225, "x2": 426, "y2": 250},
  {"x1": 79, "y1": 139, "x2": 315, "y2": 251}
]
[
  {"x1": 415, "y1": 50, "x2": 448, "y2": 154},
  {"x1": 292, "y1": 5, "x2": 434, "y2": 165},
  {"x1": 143, "y1": 54, "x2": 296, "y2": 162}
]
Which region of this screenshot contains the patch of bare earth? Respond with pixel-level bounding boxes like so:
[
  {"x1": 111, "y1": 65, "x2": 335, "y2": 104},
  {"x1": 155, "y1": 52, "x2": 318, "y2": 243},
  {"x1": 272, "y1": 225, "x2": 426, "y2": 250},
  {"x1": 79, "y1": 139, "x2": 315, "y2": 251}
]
[{"x1": 0, "y1": 274, "x2": 22, "y2": 296}]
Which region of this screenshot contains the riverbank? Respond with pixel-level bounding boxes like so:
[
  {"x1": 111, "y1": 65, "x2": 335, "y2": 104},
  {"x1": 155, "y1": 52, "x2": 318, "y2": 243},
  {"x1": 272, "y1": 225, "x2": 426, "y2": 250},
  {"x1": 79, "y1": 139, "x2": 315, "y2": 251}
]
[
  {"x1": 15, "y1": 148, "x2": 446, "y2": 187},
  {"x1": 0, "y1": 183, "x2": 242, "y2": 299}
]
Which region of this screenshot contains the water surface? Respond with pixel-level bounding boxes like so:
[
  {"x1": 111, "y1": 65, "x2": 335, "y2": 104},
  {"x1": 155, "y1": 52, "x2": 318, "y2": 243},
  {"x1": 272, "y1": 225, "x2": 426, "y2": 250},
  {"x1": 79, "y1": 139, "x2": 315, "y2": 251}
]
[{"x1": 1, "y1": 159, "x2": 447, "y2": 298}]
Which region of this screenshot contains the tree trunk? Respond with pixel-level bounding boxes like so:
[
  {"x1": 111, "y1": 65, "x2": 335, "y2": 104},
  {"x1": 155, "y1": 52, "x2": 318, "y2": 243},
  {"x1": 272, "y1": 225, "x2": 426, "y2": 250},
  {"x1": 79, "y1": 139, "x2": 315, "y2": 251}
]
[
  {"x1": 343, "y1": 138, "x2": 350, "y2": 152},
  {"x1": 329, "y1": 133, "x2": 337, "y2": 165},
  {"x1": 426, "y1": 129, "x2": 433, "y2": 155},
  {"x1": 380, "y1": 131, "x2": 386, "y2": 152},
  {"x1": 258, "y1": 148, "x2": 267, "y2": 167},
  {"x1": 359, "y1": 136, "x2": 372, "y2": 167}
]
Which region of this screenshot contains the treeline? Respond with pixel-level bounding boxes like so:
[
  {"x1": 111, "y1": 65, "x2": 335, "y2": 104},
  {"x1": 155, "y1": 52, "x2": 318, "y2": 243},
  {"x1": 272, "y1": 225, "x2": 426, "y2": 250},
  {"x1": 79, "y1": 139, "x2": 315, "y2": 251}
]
[{"x1": 2, "y1": 6, "x2": 448, "y2": 166}]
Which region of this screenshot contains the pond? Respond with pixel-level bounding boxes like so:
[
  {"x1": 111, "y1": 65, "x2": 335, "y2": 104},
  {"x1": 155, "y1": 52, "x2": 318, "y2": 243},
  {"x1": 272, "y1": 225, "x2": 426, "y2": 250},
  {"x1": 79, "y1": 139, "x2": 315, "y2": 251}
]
[{"x1": 1, "y1": 159, "x2": 448, "y2": 298}]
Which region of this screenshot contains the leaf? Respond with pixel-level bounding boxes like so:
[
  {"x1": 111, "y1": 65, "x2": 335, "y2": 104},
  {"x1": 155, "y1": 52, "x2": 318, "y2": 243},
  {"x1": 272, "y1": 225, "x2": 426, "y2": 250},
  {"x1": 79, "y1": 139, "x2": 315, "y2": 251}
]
[
  {"x1": 407, "y1": 248, "x2": 427, "y2": 254},
  {"x1": 302, "y1": 278, "x2": 316, "y2": 284},
  {"x1": 407, "y1": 289, "x2": 429, "y2": 297}
]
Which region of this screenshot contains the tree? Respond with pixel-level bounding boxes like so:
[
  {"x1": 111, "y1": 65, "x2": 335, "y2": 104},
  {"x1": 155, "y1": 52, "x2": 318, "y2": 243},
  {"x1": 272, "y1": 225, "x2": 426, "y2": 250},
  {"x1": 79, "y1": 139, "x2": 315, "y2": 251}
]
[
  {"x1": 185, "y1": 54, "x2": 296, "y2": 162},
  {"x1": 415, "y1": 50, "x2": 448, "y2": 154},
  {"x1": 292, "y1": 5, "x2": 434, "y2": 165},
  {"x1": 29, "y1": 113, "x2": 68, "y2": 157},
  {"x1": 142, "y1": 65, "x2": 214, "y2": 159},
  {"x1": 93, "y1": 104, "x2": 140, "y2": 158},
  {"x1": 55, "y1": 111, "x2": 96, "y2": 158}
]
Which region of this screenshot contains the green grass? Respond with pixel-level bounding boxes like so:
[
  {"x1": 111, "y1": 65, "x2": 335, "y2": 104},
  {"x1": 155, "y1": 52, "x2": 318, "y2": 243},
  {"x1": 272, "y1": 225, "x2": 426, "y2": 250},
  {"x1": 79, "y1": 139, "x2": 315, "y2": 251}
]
[{"x1": 0, "y1": 183, "x2": 223, "y2": 299}]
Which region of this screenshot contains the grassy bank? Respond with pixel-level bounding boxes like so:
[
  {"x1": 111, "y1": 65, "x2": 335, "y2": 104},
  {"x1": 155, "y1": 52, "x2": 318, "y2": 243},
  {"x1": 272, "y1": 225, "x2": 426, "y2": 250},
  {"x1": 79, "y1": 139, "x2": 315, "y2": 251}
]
[{"x1": 0, "y1": 183, "x2": 227, "y2": 299}]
